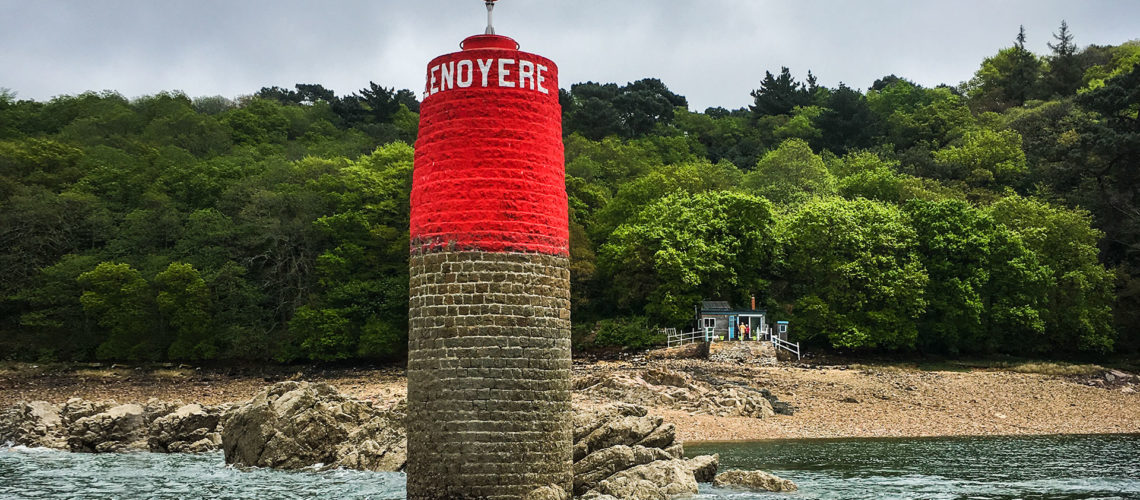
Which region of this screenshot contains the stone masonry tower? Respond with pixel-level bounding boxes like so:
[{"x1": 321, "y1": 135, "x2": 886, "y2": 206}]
[{"x1": 406, "y1": 3, "x2": 572, "y2": 498}]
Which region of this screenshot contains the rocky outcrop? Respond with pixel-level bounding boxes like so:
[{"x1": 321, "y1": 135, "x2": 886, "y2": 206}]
[
  {"x1": 67, "y1": 403, "x2": 148, "y2": 452},
  {"x1": 148, "y1": 403, "x2": 222, "y2": 453},
  {"x1": 0, "y1": 401, "x2": 66, "y2": 448},
  {"x1": 574, "y1": 368, "x2": 781, "y2": 418},
  {"x1": 573, "y1": 403, "x2": 717, "y2": 499},
  {"x1": 1, "y1": 398, "x2": 224, "y2": 453},
  {"x1": 713, "y1": 469, "x2": 798, "y2": 492},
  {"x1": 220, "y1": 381, "x2": 406, "y2": 472},
  {"x1": 687, "y1": 453, "x2": 719, "y2": 483}
]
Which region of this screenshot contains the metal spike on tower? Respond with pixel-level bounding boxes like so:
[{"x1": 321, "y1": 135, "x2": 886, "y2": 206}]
[{"x1": 406, "y1": 0, "x2": 572, "y2": 498}]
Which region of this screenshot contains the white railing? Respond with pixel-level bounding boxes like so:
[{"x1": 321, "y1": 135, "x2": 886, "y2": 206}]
[
  {"x1": 772, "y1": 335, "x2": 801, "y2": 360},
  {"x1": 666, "y1": 328, "x2": 708, "y2": 347}
]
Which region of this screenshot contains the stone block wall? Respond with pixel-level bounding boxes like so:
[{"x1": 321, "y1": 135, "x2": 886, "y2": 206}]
[{"x1": 406, "y1": 250, "x2": 572, "y2": 499}]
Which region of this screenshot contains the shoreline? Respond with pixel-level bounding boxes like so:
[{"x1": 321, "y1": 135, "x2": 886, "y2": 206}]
[
  {"x1": 681, "y1": 431, "x2": 1140, "y2": 446},
  {"x1": 2, "y1": 359, "x2": 1137, "y2": 443}
]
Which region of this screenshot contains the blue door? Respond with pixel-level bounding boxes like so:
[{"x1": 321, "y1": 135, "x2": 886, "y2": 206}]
[{"x1": 728, "y1": 315, "x2": 736, "y2": 340}]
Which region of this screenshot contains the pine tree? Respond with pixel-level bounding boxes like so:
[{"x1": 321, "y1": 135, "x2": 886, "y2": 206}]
[
  {"x1": 1006, "y1": 25, "x2": 1042, "y2": 106},
  {"x1": 1044, "y1": 20, "x2": 1082, "y2": 96}
]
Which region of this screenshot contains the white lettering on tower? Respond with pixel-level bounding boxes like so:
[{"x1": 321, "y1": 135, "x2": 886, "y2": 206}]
[
  {"x1": 498, "y1": 58, "x2": 516, "y2": 88},
  {"x1": 457, "y1": 60, "x2": 474, "y2": 88}
]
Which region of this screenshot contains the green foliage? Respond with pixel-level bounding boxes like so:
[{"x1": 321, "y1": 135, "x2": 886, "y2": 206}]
[
  {"x1": 904, "y1": 199, "x2": 1049, "y2": 354},
  {"x1": 1, "y1": 38, "x2": 1136, "y2": 361},
  {"x1": 933, "y1": 129, "x2": 1028, "y2": 187},
  {"x1": 600, "y1": 191, "x2": 776, "y2": 326},
  {"x1": 592, "y1": 316, "x2": 661, "y2": 350},
  {"x1": 988, "y1": 196, "x2": 1116, "y2": 353},
  {"x1": 779, "y1": 197, "x2": 928, "y2": 350},
  {"x1": 78, "y1": 262, "x2": 158, "y2": 361},
  {"x1": 155, "y1": 262, "x2": 214, "y2": 360},
  {"x1": 743, "y1": 139, "x2": 835, "y2": 204}
]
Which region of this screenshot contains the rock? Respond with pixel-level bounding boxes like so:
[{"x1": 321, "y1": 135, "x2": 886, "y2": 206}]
[
  {"x1": 574, "y1": 445, "x2": 674, "y2": 495},
  {"x1": 664, "y1": 443, "x2": 684, "y2": 458},
  {"x1": 523, "y1": 485, "x2": 570, "y2": 500},
  {"x1": 573, "y1": 403, "x2": 647, "y2": 443},
  {"x1": 67, "y1": 403, "x2": 148, "y2": 453},
  {"x1": 60, "y1": 398, "x2": 112, "y2": 426},
  {"x1": 574, "y1": 368, "x2": 782, "y2": 419},
  {"x1": 0, "y1": 401, "x2": 66, "y2": 448},
  {"x1": 760, "y1": 388, "x2": 795, "y2": 416},
  {"x1": 687, "y1": 454, "x2": 719, "y2": 483},
  {"x1": 221, "y1": 381, "x2": 406, "y2": 471},
  {"x1": 575, "y1": 414, "x2": 663, "y2": 461},
  {"x1": 333, "y1": 401, "x2": 406, "y2": 471},
  {"x1": 841, "y1": 396, "x2": 860, "y2": 403},
  {"x1": 635, "y1": 422, "x2": 676, "y2": 449},
  {"x1": 646, "y1": 342, "x2": 708, "y2": 360},
  {"x1": 148, "y1": 403, "x2": 221, "y2": 453},
  {"x1": 595, "y1": 459, "x2": 699, "y2": 498},
  {"x1": 1107, "y1": 370, "x2": 1133, "y2": 383},
  {"x1": 713, "y1": 469, "x2": 798, "y2": 492}
]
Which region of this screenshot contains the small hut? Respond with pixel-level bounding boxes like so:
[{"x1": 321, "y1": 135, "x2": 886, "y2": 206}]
[{"x1": 698, "y1": 300, "x2": 767, "y2": 341}]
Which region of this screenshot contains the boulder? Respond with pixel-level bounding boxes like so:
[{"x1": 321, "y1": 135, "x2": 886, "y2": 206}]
[
  {"x1": 574, "y1": 445, "x2": 674, "y2": 495},
  {"x1": 687, "y1": 453, "x2": 719, "y2": 483},
  {"x1": 713, "y1": 469, "x2": 798, "y2": 492},
  {"x1": 591, "y1": 459, "x2": 698, "y2": 498},
  {"x1": 575, "y1": 414, "x2": 663, "y2": 461},
  {"x1": 0, "y1": 401, "x2": 66, "y2": 448},
  {"x1": 60, "y1": 398, "x2": 112, "y2": 426},
  {"x1": 573, "y1": 403, "x2": 646, "y2": 443},
  {"x1": 67, "y1": 403, "x2": 148, "y2": 452},
  {"x1": 220, "y1": 381, "x2": 406, "y2": 471},
  {"x1": 148, "y1": 403, "x2": 222, "y2": 453}
]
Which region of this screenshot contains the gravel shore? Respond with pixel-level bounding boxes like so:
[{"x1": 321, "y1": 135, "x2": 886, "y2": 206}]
[{"x1": 2, "y1": 359, "x2": 1136, "y2": 442}]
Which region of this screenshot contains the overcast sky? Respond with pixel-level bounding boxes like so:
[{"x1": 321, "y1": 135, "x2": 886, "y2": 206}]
[{"x1": 2, "y1": 1, "x2": 1138, "y2": 111}]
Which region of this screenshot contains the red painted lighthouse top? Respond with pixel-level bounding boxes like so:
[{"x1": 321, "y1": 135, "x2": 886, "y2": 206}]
[
  {"x1": 460, "y1": 34, "x2": 519, "y2": 51},
  {"x1": 410, "y1": 34, "x2": 567, "y2": 256}
]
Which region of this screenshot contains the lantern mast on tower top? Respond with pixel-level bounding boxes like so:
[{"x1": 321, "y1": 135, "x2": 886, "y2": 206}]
[{"x1": 484, "y1": 0, "x2": 497, "y2": 35}]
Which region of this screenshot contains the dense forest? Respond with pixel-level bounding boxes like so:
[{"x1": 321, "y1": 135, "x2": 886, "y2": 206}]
[{"x1": 1, "y1": 24, "x2": 1137, "y2": 362}]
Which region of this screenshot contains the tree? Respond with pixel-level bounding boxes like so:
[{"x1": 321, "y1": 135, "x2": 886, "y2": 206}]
[
  {"x1": 77, "y1": 262, "x2": 159, "y2": 360},
  {"x1": 155, "y1": 262, "x2": 214, "y2": 360},
  {"x1": 989, "y1": 196, "x2": 1115, "y2": 353},
  {"x1": 599, "y1": 191, "x2": 776, "y2": 326},
  {"x1": 750, "y1": 67, "x2": 813, "y2": 118},
  {"x1": 594, "y1": 160, "x2": 742, "y2": 240},
  {"x1": 742, "y1": 138, "x2": 835, "y2": 204},
  {"x1": 779, "y1": 197, "x2": 928, "y2": 350},
  {"x1": 933, "y1": 129, "x2": 1028, "y2": 187},
  {"x1": 1043, "y1": 21, "x2": 1082, "y2": 97},
  {"x1": 813, "y1": 83, "x2": 884, "y2": 153},
  {"x1": 904, "y1": 199, "x2": 1049, "y2": 354},
  {"x1": 964, "y1": 27, "x2": 1043, "y2": 111}
]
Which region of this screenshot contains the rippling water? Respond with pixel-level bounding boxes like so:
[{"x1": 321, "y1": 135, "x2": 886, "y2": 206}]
[
  {"x1": 687, "y1": 434, "x2": 1140, "y2": 499},
  {"x1": 2, "y1": 434, "x2": 1137, "y2": 499}
]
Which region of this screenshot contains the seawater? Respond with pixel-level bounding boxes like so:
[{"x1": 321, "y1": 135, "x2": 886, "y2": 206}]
[
  {"x1": 1, "y1": 434, "x2": 1137, "y2": 499},
  {"x1": 687, "y1": 434, "x2": 1140, "y2": 499}
]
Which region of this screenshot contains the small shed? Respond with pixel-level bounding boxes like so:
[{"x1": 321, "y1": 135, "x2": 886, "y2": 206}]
[{"x1": 698, "y1": 301, "x2": 767, "y2": 341}]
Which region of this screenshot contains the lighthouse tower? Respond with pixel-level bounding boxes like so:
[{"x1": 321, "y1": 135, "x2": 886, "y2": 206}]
[{"x1": 405, "y1": 2, "x2": 572, "y2": 498}]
